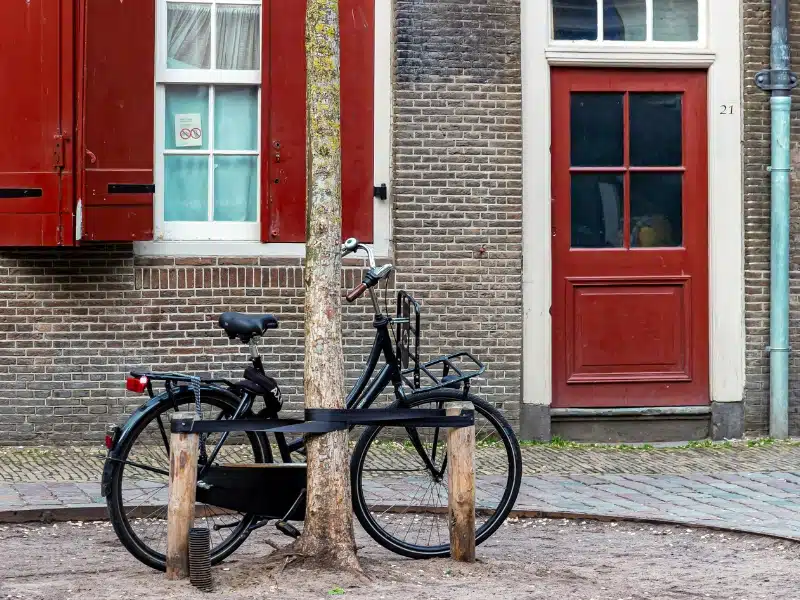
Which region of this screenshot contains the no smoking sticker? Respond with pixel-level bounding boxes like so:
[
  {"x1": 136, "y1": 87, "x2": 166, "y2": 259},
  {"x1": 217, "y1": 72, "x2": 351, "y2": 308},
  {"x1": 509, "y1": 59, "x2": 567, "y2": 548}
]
[{"x1": 175, "y1": 113, "x2": 202, "y2": 148}]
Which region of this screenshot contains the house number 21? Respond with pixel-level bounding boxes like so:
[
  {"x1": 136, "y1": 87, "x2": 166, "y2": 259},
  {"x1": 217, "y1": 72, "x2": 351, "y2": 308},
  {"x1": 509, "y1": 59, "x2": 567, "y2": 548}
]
[{"x1": 720, "y1": 104, "x2": 735, "y2": 115}]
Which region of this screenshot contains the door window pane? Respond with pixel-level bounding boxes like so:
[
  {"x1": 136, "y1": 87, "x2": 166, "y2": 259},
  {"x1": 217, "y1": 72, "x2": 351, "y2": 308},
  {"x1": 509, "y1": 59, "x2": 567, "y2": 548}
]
[
  {"x1": 553, "y1": 0, "x2": 597, "y2": 41},
  {"x1": 165, "y1": 86, "x2": 209, "y2": 151},
  {"x1": 653, "y1": 0, "x2": 698, "y2": 41},
  {"x1": 571, "y1": 174, "x2": 624, "y2": 248},
  {"x1": 571, "y1": 93, "x2": 624, "y2": 167},
  {"x1": 604, "y1": 0, "x2": 645, "y2": 41},
  {"x1": 217, "y1": 5, "x2": 261, "y2": 70},
  {"x1": 165, "y1": 155, "x2": 209, "y2": 221},
  {"x1": 630, "y1": 173, "x2": 682, "y2": 247},
  {"x1": 630, "y1": 93, "x2": 682, "y2": 166},
  {"x1": 214, "y1": 156, "x2": 258, "y2": 222},
  {"x1": 167, "y1": 3, "x2": 211, "y2": 69}
]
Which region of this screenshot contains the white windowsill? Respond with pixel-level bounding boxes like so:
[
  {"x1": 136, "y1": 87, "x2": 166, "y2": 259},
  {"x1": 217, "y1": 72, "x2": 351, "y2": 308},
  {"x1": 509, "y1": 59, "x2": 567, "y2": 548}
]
[
  {"x1": 546, "y1": 45, "x2": 716, "y2": 67},
  {"x1": 133, "y1": 240, "x2": 390, "y2": 259}
]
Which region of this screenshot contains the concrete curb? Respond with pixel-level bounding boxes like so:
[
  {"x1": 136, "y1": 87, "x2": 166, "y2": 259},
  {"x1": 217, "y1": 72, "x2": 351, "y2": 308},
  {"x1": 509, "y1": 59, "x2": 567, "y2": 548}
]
[{"x1": 2, "y1": 503, "x2": 799, "y2": 546}]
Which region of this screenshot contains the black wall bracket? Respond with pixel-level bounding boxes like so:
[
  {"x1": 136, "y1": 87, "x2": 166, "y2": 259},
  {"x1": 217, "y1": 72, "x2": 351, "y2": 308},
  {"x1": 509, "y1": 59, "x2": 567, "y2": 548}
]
[{"x1": 373, "y1": 183, "x2": 387, "y2": 200}]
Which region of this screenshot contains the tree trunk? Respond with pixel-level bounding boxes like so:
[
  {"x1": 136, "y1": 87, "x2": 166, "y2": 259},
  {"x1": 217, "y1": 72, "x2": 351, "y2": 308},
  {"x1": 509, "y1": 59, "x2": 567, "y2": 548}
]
[{"x1": 293, "y1": 0, "x2": 360, "y2": 572}]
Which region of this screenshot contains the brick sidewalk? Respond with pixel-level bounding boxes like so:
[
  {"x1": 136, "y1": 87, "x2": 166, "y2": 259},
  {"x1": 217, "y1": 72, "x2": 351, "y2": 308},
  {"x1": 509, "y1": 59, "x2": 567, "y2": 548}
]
[{"x1": 2, "y1": 443, "x2": 800, "y2": 542}]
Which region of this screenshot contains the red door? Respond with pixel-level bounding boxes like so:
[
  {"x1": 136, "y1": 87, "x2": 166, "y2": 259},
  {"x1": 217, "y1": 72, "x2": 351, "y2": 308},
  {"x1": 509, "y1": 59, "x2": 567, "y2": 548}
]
[
  {"x1": 551, "y1": 68, "x2": 709, "y2": 408},
  {"x1": 0, "y1": 0, "x2": 74, "y2": 246}
]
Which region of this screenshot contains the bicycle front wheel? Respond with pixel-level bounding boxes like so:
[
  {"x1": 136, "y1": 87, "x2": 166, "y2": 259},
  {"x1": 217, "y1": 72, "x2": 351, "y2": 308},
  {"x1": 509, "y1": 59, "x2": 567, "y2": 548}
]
[{"x1": 350, "y1": 389, "x2": 522, "y2": 559}]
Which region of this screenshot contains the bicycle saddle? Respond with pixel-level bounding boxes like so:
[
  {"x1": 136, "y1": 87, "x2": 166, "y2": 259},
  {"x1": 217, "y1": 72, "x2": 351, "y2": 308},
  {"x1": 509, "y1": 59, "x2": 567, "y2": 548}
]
[{"x1": 218, "y1": 312, "x2": 279, "y2": 342}]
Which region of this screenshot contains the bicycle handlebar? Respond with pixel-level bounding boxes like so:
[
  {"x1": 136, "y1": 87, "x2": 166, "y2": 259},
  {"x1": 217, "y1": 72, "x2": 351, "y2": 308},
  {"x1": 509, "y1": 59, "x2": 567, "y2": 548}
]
[
  {"x1": 346, "y1": 282, "x2": 369, "y2": 302},
  {"x1": 341, "y1": 238, "x2": 393, "y2": 304}
]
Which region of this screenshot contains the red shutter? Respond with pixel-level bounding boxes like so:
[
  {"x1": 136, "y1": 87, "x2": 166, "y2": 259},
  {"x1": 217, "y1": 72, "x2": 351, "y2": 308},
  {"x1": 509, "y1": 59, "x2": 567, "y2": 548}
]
[
  {"x1": 79, "y1": 0, "x2": 155, "y2": 242},
  {"x1": 263, "y1": 0, "x2": 375, "y2": 243},
  {"x1": 264, "y1": 0, "x2": 308, "y2": 243},
  {"x1": 0, "y1": 0, "x2": 74, "y2": 246},
  {"x1": 340, "y1": 0, "x2": 375, "y2": 243}
]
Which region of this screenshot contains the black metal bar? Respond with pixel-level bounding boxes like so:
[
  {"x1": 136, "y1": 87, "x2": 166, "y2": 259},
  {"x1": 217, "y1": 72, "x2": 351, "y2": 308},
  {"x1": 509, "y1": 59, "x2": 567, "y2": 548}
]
[
  {"x1": 108, "y1": 183, "x2": 155, "y2": 194},
  {"x1": 171, "y1": 408, "x2": 474, "y2": 434}
]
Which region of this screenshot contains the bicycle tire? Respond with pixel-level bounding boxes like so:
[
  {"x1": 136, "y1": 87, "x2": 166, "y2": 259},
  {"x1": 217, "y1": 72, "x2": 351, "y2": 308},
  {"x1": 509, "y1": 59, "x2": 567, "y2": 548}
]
[
  {"x1": 350, "y1": 389, "x2": 522, "y2": 559},
  {"x1": 106, "y1": 388, "x2": 270, "y2": 571}
]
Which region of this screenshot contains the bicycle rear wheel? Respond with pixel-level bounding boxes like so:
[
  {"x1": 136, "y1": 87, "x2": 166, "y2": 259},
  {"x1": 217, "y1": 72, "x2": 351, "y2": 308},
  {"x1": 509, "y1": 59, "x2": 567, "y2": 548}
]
[
  {"x1": 350, "y1": 389, "x2": 521, "y2": 559},
  {"x1": 106, "y1": 389, "x2": 269, "y2": 571}
]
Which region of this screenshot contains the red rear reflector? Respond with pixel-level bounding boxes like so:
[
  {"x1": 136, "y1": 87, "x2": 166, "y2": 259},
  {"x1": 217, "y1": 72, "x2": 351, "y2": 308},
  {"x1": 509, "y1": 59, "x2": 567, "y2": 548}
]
[
  {"x1": 126, "y1": 375, "x2": 148, "y2": 393},
  {"x1": 105, "y1": 434, "x2": 114, "y2": 450}
]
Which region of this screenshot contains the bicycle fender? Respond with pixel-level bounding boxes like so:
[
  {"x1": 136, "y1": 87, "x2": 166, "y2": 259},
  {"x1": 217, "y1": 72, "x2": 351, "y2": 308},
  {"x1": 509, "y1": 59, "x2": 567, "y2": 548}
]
[{"x1": 100, "y1": 385, "x2": 243, "y2": 497}]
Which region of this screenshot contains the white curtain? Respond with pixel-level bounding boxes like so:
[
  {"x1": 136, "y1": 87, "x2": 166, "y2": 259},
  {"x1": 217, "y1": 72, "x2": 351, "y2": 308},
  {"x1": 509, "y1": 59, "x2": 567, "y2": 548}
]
[
  {"x1": 167, "y1": 3, "x2": 212, "y2": 69},
  {"x1": 217, "y1": 5, "x2": 260, "y2": 70}
]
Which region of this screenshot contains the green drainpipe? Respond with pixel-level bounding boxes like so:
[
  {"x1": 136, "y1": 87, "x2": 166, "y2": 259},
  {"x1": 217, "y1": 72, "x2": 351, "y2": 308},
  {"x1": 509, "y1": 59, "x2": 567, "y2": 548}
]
[{"x1": 755, "y1": 0, "x2": 796, "y2": 439}]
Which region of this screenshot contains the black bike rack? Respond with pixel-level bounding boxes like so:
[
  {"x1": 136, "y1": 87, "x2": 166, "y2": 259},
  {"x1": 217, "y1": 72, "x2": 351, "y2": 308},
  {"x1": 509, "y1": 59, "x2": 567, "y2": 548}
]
[{"x1": 169, "y1": 407, "x2": 474, "y2": 521}]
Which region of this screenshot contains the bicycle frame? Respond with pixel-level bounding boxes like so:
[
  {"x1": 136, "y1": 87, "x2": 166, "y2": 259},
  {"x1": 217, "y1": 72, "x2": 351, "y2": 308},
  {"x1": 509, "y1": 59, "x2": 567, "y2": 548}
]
[{"x1": 265, "y1": 311, "x2": 405, "y2": 458}]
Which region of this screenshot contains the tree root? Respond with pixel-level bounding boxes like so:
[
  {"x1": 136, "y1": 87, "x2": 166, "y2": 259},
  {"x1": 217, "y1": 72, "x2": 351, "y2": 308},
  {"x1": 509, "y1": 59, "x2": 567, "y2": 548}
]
[{"x1": 262, "y1": 535, "x2": 368, "y2": 581}]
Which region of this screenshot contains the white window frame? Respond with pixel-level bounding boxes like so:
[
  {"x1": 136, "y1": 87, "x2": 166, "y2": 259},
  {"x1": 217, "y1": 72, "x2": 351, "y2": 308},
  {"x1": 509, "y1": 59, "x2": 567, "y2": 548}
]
[
  {"x1": 139, "y1": 0, "x2": 393, "y2": 258},
  {"x1": 154, "y1": 0, "x2": 263, "y2": 242},
  {"x1": 549, "y1": 0, "x2": 708, "y2": 49}
]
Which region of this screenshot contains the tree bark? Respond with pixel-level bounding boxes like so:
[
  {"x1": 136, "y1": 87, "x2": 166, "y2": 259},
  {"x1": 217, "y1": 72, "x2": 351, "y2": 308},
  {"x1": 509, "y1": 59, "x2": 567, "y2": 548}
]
[{"x1": 292, "y1": 0, "x2": 360, "y2": 573}]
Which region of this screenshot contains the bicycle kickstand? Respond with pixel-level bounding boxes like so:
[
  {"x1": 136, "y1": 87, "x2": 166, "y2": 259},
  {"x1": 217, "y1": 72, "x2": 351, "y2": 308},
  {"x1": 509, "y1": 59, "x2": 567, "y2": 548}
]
[{"x1": 275, "y1": 488, "x2": 306, "y2": 539}]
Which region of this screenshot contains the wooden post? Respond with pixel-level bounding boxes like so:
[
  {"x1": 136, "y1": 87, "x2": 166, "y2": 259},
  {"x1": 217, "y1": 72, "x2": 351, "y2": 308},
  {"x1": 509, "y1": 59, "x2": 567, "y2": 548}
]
[
  {"x1": 447, "y1": 401, "x2": 475, "y2": 562},
  {"x1": 166, "y1": 412, "x2": 199, "y2": 580}
]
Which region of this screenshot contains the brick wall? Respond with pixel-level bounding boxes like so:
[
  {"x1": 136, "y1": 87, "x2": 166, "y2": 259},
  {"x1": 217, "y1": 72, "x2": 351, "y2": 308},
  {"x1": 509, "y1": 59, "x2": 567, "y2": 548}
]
[
  {"x1": 0, "y1": 247, "x2": 378, "y2": 443},
  {"x1": 742, "y1": 0, "x2": 800, "y2": 434},
  {"x1": 0, "y1": 0, "x2": 524, "y2": 444},
  {"x1": 392, "y1": 0, "x2": 523, "y2": 426}
]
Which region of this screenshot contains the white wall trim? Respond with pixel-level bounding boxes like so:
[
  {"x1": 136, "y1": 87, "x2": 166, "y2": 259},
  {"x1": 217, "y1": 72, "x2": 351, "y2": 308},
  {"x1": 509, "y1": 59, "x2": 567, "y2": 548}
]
[
  {"x1": 706, "y1": 0, "x2": 744, "y2": 403},
  {"x1": 521, "y1": 0, "x2": 744, "y2": 407},
  {"x1": 135, "y1": 0, "x2": 393, "y2": 259},
  {"x1": 521, "y1": 0, "x2": 553, "y2": 407}
]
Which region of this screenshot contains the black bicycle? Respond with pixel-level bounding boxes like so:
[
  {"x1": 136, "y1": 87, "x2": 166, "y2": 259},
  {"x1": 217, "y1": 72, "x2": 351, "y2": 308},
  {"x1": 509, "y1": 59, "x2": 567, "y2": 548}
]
[{"x1": 101, "y1": 238, "x2": 522, "y2": 571}]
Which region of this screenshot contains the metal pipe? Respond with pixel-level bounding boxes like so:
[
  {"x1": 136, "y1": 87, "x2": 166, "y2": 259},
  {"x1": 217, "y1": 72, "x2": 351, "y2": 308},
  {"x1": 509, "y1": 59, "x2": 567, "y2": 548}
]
[{"x1": 756, "y1": 0, "x2": 795, "y2": 439}]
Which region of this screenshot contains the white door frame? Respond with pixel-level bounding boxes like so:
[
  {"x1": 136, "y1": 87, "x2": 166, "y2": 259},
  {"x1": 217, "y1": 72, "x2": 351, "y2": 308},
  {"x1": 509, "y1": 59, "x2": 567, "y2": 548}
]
[{"x1": 520, "y1": 0, "x2": 744, "y2": 412}]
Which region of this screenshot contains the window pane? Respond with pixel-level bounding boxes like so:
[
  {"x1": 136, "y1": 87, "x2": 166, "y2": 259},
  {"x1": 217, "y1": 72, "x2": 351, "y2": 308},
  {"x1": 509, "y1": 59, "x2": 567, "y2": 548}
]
[
  {"x1": 217, "y1": 5, "x2": 261, "y2": 70},
  {"x1": 214, "y1": 156, "x2": 258, "y2": 222},
  {"x1": 165, "y1": 86, "x2": 209, "y2": 151},
  {"x1": 165, "y1": 155, "x2": 209, "y2": 221},
  {"x1": 570, "y1": 93, "x2": 624, "y2": 167},
  {"x1": 630, "y1": 93, "x2": 682, "y2": 166},
  {"x1": 604, "y1": 0, "x2": 645, "y2": 41},
  {"x1": 653, "y1": 0, "x2": 698, "y2": 41},
  {"x1": 552, "y1": 0, "x2": 597, "y2": 41},
  {"x1": 630, "y1": 173, "x2": 682, "y2": 247},
  {"x1": 167, "y1": 3, "x2": 211, "y2": 69},
  {"x1": 571, "y1": 173, "x2": 624, "y2": 248},
  {"x1": 215, "y1": 87, "x2": 259, "y2": 150}
]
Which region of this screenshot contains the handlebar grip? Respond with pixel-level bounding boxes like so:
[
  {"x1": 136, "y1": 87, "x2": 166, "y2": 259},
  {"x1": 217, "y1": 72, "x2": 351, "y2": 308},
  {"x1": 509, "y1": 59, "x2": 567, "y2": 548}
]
[{"x1": 346, "y1": 282, "x2": 368, "y2": 303}]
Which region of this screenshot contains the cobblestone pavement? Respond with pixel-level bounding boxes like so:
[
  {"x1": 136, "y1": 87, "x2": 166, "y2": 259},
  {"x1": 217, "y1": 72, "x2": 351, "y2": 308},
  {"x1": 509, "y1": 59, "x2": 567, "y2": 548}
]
[{"x1": 2, "y1": 443, "x2": 800, "y2": 542}]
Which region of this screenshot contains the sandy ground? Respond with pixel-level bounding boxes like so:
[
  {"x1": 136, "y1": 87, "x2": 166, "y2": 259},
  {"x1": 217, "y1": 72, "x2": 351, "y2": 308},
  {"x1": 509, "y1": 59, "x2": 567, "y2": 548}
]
[{"x1": 1, "y1": 517, "x2": 799, "y2": 600}]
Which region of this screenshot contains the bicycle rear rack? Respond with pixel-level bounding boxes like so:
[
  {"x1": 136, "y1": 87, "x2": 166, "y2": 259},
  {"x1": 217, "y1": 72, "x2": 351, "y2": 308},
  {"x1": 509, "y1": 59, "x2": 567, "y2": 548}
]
[{"x1": 396, "y1": 291, "x2": 486, "y2": 394}]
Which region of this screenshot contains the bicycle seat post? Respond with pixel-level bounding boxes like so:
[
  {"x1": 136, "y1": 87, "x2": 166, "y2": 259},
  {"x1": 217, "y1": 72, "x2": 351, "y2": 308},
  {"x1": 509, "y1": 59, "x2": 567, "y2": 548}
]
[{"x1": 249, "y1": 338, "x2": 260, "y2": 361}]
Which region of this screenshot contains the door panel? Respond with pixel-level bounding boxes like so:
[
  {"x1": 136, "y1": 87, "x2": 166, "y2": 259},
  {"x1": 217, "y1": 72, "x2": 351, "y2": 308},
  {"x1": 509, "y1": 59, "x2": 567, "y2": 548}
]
[{"x1": 551, "y1": 68, "x2": 708, "y2": 408}]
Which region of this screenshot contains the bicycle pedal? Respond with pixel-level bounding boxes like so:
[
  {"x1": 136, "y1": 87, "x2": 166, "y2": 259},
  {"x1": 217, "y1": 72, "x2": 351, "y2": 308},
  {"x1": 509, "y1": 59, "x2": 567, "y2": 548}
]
[{"x1": 275, "y1": 520, "x2": 300, "y2": 539}]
